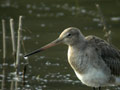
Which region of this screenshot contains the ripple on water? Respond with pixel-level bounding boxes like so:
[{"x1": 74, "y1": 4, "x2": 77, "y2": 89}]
[
  {"x1": 93, "y1": 18, "x2": 100, "y2": 22},
  {"x1": 24, "y1": 2, "x2": 93, "y2": 18},
  {"x1": 111, "y1": 17, "x2": 120, "y2": 21}
]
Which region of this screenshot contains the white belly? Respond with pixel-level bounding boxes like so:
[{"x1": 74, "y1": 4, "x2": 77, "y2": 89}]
[
  {"x1": 74, "y1": 67, "x2": 109, "y2": 87},
  {"x1": 115, "y1": 77, "x2": 120, "y2": 85}
]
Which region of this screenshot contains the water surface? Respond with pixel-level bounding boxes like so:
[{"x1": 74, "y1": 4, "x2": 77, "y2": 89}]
[{"x1": 0, "y1": 0, "x2": 120, "y2": 90}]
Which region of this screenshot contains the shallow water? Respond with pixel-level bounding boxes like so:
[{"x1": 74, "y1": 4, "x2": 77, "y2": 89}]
[{"x1": 0, "y1": 0, "x2": 120, "y2": 90}]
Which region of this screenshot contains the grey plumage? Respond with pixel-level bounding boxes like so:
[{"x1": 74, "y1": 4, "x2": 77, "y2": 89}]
[{"x1": 86, "y1": 35, "x2": 120, "y2": 76}]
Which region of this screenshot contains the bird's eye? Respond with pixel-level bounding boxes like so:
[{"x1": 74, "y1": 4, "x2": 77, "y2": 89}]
[{"x1": 67, "y1": 33, "x2": 71, "y2": 37}]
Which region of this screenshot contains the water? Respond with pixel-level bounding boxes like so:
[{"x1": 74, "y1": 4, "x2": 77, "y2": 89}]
[{"x1": 0, "y1": 0, "x2": 120, "y2": 90}]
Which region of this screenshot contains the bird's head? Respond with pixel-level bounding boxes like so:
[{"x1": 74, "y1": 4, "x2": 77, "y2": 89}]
[
  {"x1": 24, "y1": 27, "x2": 84, "y2": 57},
  {"x1": 59, "y1": 27, "x2": 84, "y2": 45}
]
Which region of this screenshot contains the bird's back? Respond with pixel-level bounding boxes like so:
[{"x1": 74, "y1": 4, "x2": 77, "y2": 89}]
[{"x1": 85, "y1": 35, "x2": 120, "y2": 77}]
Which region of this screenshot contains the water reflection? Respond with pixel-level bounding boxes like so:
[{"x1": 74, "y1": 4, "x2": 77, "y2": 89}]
[{"x1": 111, "y1": 17, "x2": 120, "y2": 21}]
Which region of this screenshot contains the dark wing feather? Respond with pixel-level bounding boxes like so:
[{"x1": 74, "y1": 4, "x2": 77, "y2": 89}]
[{"x1": 86, "y1": 35, "x2": 120, "y2": 76}]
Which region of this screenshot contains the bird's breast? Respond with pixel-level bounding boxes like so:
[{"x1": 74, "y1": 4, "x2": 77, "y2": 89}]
[
  {"x1": 67, "y1": 46, "x2": 88, "y2": 74},
  {"x1": 67, "y1": 46, "x2": 112, "y2": 87}
]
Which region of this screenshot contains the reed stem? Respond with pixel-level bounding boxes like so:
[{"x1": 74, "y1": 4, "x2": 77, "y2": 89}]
[
  {"x1": 15, "y1": 16, "x2": 23, "y2": 90},
  {"x1": 10, "y1": 80, "x2": 14, "y2": 90},
  {"x1": 10, "y1": 18, "x2": 16, "y2": 62},
  {"x1": 1, "y1": 19, "x2": 6, "y2": 90}
]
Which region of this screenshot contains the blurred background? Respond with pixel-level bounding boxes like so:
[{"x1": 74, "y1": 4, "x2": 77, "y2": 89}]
[{"x1": 0, "y1": 0, "x2": 120, "y2": 90}]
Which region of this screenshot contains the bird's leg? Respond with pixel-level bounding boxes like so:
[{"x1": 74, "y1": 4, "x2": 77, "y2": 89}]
[
  {"x1": 98, "y1": 87, "x2": 101, "y2": 90},
  {"x1": 93, "y1": 87, "x2": 96, "y2": 90}
]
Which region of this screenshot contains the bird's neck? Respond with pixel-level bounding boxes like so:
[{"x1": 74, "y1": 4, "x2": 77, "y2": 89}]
[
  {"x1": 68, "y1": 40, "x2": 88, "y2": 74},
  {"x1": 70, "y1": 38, "x2": 87, "y2": 50}
]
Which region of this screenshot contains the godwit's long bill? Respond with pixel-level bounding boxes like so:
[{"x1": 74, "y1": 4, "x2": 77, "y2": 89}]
[{"x1": 24, "y1": 27, "x2": 120, "y2": 90}]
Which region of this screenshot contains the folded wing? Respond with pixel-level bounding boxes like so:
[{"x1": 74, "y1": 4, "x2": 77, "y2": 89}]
[{"x1": 86, "y1": 35, "x2": 120, "y2": 76}]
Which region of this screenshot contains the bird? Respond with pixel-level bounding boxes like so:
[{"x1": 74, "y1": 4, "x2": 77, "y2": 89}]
[{"x1": 24, "y1": 27, "x2": 120, "y2": 90}]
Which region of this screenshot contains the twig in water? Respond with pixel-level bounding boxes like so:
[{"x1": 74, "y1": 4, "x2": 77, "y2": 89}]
[
  {"x1": 22, "y1": 36, "x2": 29, "y2": 87},
  {"x1": 96, "y1": 4, "x2": 111, "y2": 43},
  {"x1": 22, "y1": 65, "x2": 27, "y2": 86}
]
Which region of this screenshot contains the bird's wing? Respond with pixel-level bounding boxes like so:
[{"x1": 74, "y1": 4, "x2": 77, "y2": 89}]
[{"x1": 85, "y1": 35, "x2": 120, "y2": 76}]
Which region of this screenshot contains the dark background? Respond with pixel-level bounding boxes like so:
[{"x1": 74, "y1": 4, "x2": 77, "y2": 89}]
[{"x1": 0, "y1": 0, "x2": 120, "y2": 90}]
